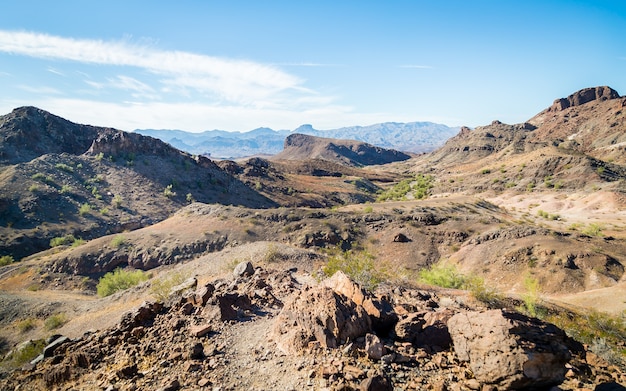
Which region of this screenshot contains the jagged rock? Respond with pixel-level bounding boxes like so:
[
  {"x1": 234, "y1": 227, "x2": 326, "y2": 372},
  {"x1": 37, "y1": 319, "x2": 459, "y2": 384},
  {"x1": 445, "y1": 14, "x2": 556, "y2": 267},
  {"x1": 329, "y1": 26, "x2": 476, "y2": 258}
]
[
  {"x1": 158, "y1": 378, "x2": 181, "y2": 391},
  {"x1": 120, "y1": 301, "x2": 163, "y2": 331},
  {"x1": 448, "y1": 309, "x2": 571, "y2": 389},
  {"x1": 365, "y1": 333, "x2": 386, "y2": 360},
  {"x1": 233, "y1": 261, "x2": 255, "y2": 277},
  {"x1": 195, "y1": 283, "x2": 215, "y2": 305},
  {"x1": 189, "y1": 342, "x2": 204, "y2": 360},
  {"x1": 170, "y1": 276, "x2": 198, "y2": 297},
  {"x1": 43, "y1": 336, "x2": 70, "y2": 358},
  {"x1": 393, "y1": 233, "x2": 411, "y2": 243},
  {"x1": 415, "y1": 310, "x2": 454, "y2": 351},
  {"x1": 44, "y1": 365, "x2": 71, "y2": 386},
  {"x1": 190, "y1": 324, "x2": 212, "y2": 338},
  {"x1": 323, "y1": 271, "x2": 398, "y2": 332},
  {"x1": 394, "y1": 312, "x2": 426, "y2": 342},
  {"x1": 271, "y1": 285, "x2": 371, "y2": 354},
  {"x1": 550, "y1": 86, "x2": 620, "y2": 111},
  {"x1": 360, "y1": 374, "x2": 393, "y2": 391}
]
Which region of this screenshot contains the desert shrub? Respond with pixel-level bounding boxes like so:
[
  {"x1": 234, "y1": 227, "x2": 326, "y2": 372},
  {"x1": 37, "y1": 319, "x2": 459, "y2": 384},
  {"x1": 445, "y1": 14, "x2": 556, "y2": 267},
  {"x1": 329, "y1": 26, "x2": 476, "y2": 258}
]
[
  {"x1": 110, "y1": 235, "x2": 127, "y2": 248},
  {"x1": 150, "y1": 270, "x2": 190, "y2": 302},
  {"x1": 71, "y1": 238, "x2": 86, "y2": 247},
  {"x1": 582, "y1": 223, "x2": 604, "y2": 237},
  {"x1": 322, "y1": 250, "x2": 386, "y2": 291},
  {"x1": 60, "y1": 184, "x2": 72, "y2": 194},
  {"x1": 0, "y1": 255, "x2": 14, "y2": 266},
  {"x1": 96, "y1": 268, "x2": 149, "y2": 297},
  {"x1": 363, "y1": 205, "x2": 374, "y2": 213},
  {"x1": 50, "y1": 234, "x2": 77, "y2": 247},
  {"x1": 3, "y1": 339, "x2": 46, "y2": 368},
  {"x1": 79, "y1": 203, "x2": 92, "y2": 216},
  {"x1": 419, "y1": 262, "x2": 501, "y2": 306},
  {"x1": 44, "y1": 313, "x2": 67, "y2": 330},
  {"x1": 377, "y1": 174, "x2": 434, "y2": 202},
  {"x1": 55, "y1": 163, "x2": 74, "y2": 173},
  {"x1": 480, "y1": 168, "x2": 491, "y2": 175},
  {"x1": 186, "y1": 193, "x2": 195, "y2": 203},
  {"x1": 112, "y1": 194, "x2": 123, "y2": 208},
  {"x1": 28, "y1": 184, "x2": 39, "y2": 192},
  {"x1": 163, "y1": 184, "x2": 176, "y2": 198},
  {"x1": 31, "y1": 172, "x2": 53, "y2": 183},
  {"x1": 17, "y1": 318, "x2": 37, "y2": 333},
  {"x1": 519, "y1": 273, "x2": 542, "y2": 317}
]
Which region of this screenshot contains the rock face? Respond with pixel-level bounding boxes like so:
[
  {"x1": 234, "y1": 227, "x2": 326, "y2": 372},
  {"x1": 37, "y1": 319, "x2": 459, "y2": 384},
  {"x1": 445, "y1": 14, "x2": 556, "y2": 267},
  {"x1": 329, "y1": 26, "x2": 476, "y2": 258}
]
[
  {"x1": 447, "y1": 309, "x2": 571, "y2": 389},
  {"x1": 550, "y1": 86, "x2": 620, "y2": 111},
  {"x1": 271, "y1": 284, "x2": 371, "y2": 354}
]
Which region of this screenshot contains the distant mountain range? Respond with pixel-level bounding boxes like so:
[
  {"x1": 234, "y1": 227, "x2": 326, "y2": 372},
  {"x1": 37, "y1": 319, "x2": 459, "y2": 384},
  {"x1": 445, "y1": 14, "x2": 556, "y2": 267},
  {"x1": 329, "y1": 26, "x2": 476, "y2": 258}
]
[{"x1": 134, "y1": 122, "x2": 460, "y2": 159}]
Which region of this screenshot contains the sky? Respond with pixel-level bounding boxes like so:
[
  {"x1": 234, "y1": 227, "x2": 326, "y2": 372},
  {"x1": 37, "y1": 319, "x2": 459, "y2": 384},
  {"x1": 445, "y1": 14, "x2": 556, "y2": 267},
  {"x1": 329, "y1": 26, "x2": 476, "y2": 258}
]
[{"x1": 0, "y1": 1, "x2": 624, "y2": 132}]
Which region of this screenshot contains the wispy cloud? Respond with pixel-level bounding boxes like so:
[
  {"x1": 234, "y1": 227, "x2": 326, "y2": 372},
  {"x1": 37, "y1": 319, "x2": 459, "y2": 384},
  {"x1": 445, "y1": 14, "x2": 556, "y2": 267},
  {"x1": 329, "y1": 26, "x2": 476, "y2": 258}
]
[
  {"x1": 0, "y1": 30, "x2": 305, "y2": 106},
  {"x1": 18, "y1": 85, "x2": 62, "y2": 94},
  {"x1": 276, "y1": 62, "x2": 345, "y2": 67},
  {"x1": 47, "y1": 67, "x2": 65, "y2": 76}
]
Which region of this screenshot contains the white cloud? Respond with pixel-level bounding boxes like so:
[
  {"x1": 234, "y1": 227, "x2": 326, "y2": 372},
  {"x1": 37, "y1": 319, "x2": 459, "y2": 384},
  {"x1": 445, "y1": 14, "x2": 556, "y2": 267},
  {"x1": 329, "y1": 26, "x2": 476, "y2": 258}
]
[
  {"x1": 17, "y1": 85, "x2": 63, "y2": 95},
  {"x1": 0, "y1": 30, "x2": 304, "y2": 106}
]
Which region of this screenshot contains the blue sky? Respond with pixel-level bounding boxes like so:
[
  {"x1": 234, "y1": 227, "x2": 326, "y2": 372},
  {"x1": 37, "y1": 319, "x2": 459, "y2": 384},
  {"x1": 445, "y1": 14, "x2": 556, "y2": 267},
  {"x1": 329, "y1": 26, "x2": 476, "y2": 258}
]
[{"x1": 0, "y1": 1, "x2": 624, "y2": 132}]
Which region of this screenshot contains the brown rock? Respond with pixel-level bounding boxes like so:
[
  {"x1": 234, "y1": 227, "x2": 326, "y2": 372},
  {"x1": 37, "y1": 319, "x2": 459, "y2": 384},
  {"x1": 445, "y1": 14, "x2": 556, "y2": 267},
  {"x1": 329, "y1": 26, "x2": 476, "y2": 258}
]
[
  {"x1": 190, "y1": 324, "x2": 212, "y2": 338},
  {"x1": 448, "y1": 309, "x2": 571, "y2": 389},
  {"x1": 360, "y1": 374, "x2": 393, "y2": 391},
  {"x1": 393, "y1": 233, "x2": 411, "y2": 242},
  {"x1": 271, "y1": 285, "x2": 371, "y2": 354},
  {"x1": 365, "y1": 333, "x2": 386, "y2": 360}
]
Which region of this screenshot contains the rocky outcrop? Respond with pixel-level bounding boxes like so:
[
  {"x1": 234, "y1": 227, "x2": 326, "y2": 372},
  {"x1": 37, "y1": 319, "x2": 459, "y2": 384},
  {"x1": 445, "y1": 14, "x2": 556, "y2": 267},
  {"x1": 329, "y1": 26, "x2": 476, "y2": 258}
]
[
  {"x1": 271, "y1": 284, "x2": 372, "y2": 354},
  {"x1": 549, "y1": 86, "x2": 620, "y2": 112},
  {"x1": 448, "y1": 309, "x2": 572, "y2": 389}
]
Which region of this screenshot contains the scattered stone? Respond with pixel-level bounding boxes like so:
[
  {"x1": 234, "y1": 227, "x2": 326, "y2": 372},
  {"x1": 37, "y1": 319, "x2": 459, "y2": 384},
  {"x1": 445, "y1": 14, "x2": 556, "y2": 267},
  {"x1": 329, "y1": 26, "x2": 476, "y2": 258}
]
[
  {"x1": 190, "y1": 324, "x2": 212, "y2": 338},
  {"x1": 189, "y1": 342, "x2": 204, "y2": 360},
  {"x1": 365, "y1": 333, "x2": 386, "y2": 361},
  {"x1": 233, "y1": 261, "x2": 255, "y2": 277},
  {"x1": 359, "y1": 374, "x2": 393, "y2": 391},
  {"x1": 393, "y1": 233, "x2": 411, "y2": 242}
]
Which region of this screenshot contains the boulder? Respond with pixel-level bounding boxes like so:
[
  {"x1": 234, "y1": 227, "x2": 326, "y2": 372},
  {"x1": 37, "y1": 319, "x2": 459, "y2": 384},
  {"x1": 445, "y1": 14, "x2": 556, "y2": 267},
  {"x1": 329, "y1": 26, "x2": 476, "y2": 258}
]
[
  {"x1": 447, "y1": 309, "x2": 571, "y2": 389},
  {"x1": 233, "y1": 261, "x2": 255, "y2": 277},
  {"x1": 323, "y1": 271, "x2": 398, "y2": 332},
  {"x1": 271, "y1": 285, "x2": 371, "y2": 354},
  {"x1": 365, "y1": 333, "x2": 386, "y2": 360}
]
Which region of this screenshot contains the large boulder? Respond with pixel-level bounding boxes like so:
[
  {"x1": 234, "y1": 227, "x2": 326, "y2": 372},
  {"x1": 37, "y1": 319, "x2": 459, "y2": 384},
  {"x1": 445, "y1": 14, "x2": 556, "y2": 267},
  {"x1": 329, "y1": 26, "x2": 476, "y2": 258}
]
[
  {"x1": 447, "y1": 309, "x2": 571, "y2": 389},
  {"x1": 271, "y1": 285, "x2": 371, "y2": 354},
  {"x1": 322, "y1": 271, "x2": 397, "y2": 332}
]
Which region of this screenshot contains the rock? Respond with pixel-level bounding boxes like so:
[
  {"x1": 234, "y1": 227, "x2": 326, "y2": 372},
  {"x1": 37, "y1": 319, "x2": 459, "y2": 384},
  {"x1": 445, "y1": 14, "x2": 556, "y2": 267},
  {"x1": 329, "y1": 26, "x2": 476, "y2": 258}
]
[
  {"x1": 447, "y1": 309, "x2": 571, "y2": 389},
  {"x1": 393, "y1": 233, "x2": 411, "y2": 243},
  {"x1": 550, "y1": 86, "x2": 620, "y2": 111},
  {"x1": 196, "y1": 283, "x2": 215, "y2": 306},
  {"x1": 158, "y1": 378, "x2": 180, "y2": 391},
  {"x1": 359, "y1": 374, "x2": 393, "y2": 391},
  {"x1": 323, "y1": 271, "x2": 397, "y2": 332},
  {"x1": 189, "y1": 342, "x2": 204, "y2": 360},
  {"x1": 170, "y1": 277, "x2": 198, "y2": 297},
  {"x1": 365, "y1": 333, "x2": 386, "y2": 360},
  {"x1": 233, "y1": 261, "x2": 254, "y2": 277},
  {"x1": 43, "y1": 336, "x2": 70, "y2": 358},
  {"x1": 190, "y1": 324, "x2": 212, "y2": 338},
  {"x1": 394, "y1": 312, "x2": 425, "y2": 342},
  {"x1": 271, "y1": 285, "x2": 371, "y2": 354},
  {"x1": 414, "y1": 310, "x2": 454, "y2": 351}
]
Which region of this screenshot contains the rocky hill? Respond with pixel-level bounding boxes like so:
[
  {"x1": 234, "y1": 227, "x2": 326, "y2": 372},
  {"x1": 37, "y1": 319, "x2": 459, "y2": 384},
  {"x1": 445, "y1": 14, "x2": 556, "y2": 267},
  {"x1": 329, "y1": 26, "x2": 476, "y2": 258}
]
[
  {"x1": 273, "y1": 133, "x2": 412, "y2": 167},
  {"x1": 0, "y1": 107, "x2": 276, "y2": 260},
  {"x1": 135, "y1": 121, "x2": 458, "y2": 159}
]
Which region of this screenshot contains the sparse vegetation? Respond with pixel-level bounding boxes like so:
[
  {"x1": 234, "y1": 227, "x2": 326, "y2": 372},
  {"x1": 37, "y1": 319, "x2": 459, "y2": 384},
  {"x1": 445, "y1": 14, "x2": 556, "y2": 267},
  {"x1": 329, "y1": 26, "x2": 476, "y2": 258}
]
[
  {"x1": 50, "y1": 234, "x2": 77, "y2": 248},
  {"x1": 0, "y1": 255, "x2": 14, "y2": 266},
  {"x1": 363, "y1": 205, "x2": 373, "y2": 213},
  {"x1": 150, "y1": 270, "x2": 191, "y2": 302},
  {"x1": 16, "y1": 318, "x2": 36, "y2": 333},
  {"x1": 44, "y1": 313, "x2": 67, "y2": 330},
  {"x1": 79, "y1": 203, "x2": 92, "y2": 216},
  {"x1": 377, "y1": 174, "x2": 434, "y2": 202},
  {"x1": 112, "y1": 194, "x2": 123, "y2": 208},
  {"x1": 55, "y1": 163, "x2": 74, "y2": 173},
  {"x1": 110, "y1": 234, "x2": 127, "y2": 248},
  {"x1": 322, "y1": 249, "x2": 386, "y2": 291},
  {"x1": 163, "y1": 184, "x2": 176, "y2": 198},
  {"x1": 60, "y1": 184, "x2": 73, "y2": 194},
  {"x1": 519, "y1": 273, "x2": 542, "y2": 317},
  {"x1": 2, "y1": 339, "x2": 46, "y2": 368},
  {"x1": 582, "y1": 223, "x2": 604, "y2": 237},
  {"x1": 96, "y1": 268, "x2": 149, "y2": 297}
]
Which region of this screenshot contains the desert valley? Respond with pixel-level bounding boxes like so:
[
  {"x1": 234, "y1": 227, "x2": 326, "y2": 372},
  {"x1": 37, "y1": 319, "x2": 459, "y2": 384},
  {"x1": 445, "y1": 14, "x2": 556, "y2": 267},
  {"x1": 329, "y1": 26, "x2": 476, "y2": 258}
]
[{"x1": 1, "y1": 86, "x2": 626, "y2": 390}]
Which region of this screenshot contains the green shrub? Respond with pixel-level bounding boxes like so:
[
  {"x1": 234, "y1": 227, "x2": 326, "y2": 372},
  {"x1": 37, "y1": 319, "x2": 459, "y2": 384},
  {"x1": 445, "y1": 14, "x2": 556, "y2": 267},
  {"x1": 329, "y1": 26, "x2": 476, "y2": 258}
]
[
  {"x1": 71, "y1": 238, "x2": 86, "y2": 247},
  {"x1": 79, "y1": 203, "x2": 92, "y2": 216},
  {"x1": 112, "y1": 195, "x2": 123, "y2": 208},
  {"x1": 419, "y1": 262, "x2": 501, "y2": 306},
  {"x1": 99, "y1": 207, "x2": 109, "y2": 215},
  {"x1": 4, "y1": 339, "x2": 46, "y2": 368},
  {"x1": 322, "y1": 250, "x2": 386, "y2": 291},
  {"x1": 110, "y1": 235, "x2": 126, "y2": 248},
  {"x1": 163, "y1": 184, "x2": 176, "y2": 198},
  {"x1": 60, "y1": 184, "x2": 72, "y2": 194},
  {"x1": 17, "y1": 318, "x2": 37, "y2": 333},
  {"x1": 480, "y1": 168, "x2": 491, "y2": 175},
  {"x1": 44, "y1": 313, "x2": 67, "y2": 330},
  {"x1": 95, "y1": 152, "x2": 104, "y2": 161},
  {"x1": 32, "y1": 173, "x2": 53, "y2": 183},
  {"x1": 0, "y1": 255, "x2": 14, "y2": 266},
  {"x1": 96, "y1": 268, "x2": 149, "y2": 297},
  {"x1": 150, "y1": 270, "x2": 190, "y2": 302},
  {"x1": 377, "y1": 174, "x2": 434, "y2": 202},
  {"x1": 363, "y1": 205, "x2": 373, "y2": 213},
  {"x1": 519, "y1": 273, "x2": 541, "y2": 317},
  {"x1": 50, "y1": 234, "x2": 77, "y2": 248},
  {"x1": 582, "y1": 223, "x2": 604, "y2": 237},
  {"x1": 28, "y1": 184, "x2": 39, "y2": 192},
  {"x1": 55, "y1": 163, "x2": 74, "y2": 173}
]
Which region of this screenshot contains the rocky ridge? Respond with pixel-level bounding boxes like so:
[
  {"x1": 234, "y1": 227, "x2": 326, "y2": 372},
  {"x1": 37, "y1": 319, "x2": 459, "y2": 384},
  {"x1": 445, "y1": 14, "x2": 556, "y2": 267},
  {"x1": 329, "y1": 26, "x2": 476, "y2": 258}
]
[{"x1": 1, "y1": 266, "x2": 622, "y2": 390}]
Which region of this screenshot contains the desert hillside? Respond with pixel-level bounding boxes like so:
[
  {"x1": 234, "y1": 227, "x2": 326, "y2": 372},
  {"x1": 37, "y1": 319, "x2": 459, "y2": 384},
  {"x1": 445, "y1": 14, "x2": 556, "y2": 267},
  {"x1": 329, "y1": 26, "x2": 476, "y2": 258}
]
[{"x1": 1, "y1": 87, "x2": 626, "y2": 390}]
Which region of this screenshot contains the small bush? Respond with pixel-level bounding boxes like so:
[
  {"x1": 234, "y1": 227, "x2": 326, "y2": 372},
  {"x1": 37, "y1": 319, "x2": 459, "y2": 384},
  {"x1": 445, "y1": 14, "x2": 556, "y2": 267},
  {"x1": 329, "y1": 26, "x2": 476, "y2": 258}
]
[
  {"x1": 112, "y1": 195, "x2": 123, "y2": 208},
  {"x1": 71, "y1": 238, "x2": 86, "y2": 247},
  {"x1": 519, "y1": 273, "x2": 542, "y2": 317},
  {"x1": 582, "y1": 223, "x2": 604, "y2": 237},
  {"x1": 95, "y1": 152, "x2": 104, "y2": 161},
  {"x1": 60, "y1": 184, "x2": 72, "y2": 194},
  {"x1": 419, "y1": 263, "x2": 468, "y2": 289},
  {"x1": 0, "y1": 255, "x2": 14, "y2": 266},
  {"x1": 44, "y1": 313, "x2": 67, "y2": 330},
  {"x1": 50, "y1": 234, "x2": 77, "y2": 247},
  {"x1": 364, "y1": 205, "x2": 373, "y2": 213},
  {"x1": 110, "y1": 235, "x2": 127, "y2": 248},
  {"x1": 28, "y1": 184, "x2": 39, "y2": 192},
  {"x1": 322, "y1": 250, "x2": 386, "y2": 291},
  {"x1": 17, "y1": 318, "x2": 37, "y2": 333},
  {"x1": 480, "y1": 168, "x2": 491, "y2": 175},
  {"x1": 4, "y1": 339, "x2": 46, "y2": 368},
  {"x1": 79, "y1": 203, "x2": 92, "y2": 216},
  {"x1": 99, "y1": 207, "x2": 109, "y2": 215},
  {"x1": 150, "y1": 270, "x2": 190, "y2": 302},
  {"x1": 163, "y1": 184, "x2": 176, "y2": 198},
  {"x1": 96, "y1": 268, "x2": 149, "y2": 297},
  {"x1": 55, "y1": 163, "x2": 74, "y2": 173}
]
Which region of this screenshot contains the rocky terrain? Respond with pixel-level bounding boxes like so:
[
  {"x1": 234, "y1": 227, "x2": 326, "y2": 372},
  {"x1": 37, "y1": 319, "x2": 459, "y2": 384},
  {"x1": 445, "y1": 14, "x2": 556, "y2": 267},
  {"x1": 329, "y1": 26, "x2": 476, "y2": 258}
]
[{"x1": 1, "y1": 87, "x2": 626, "y2": 390}]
